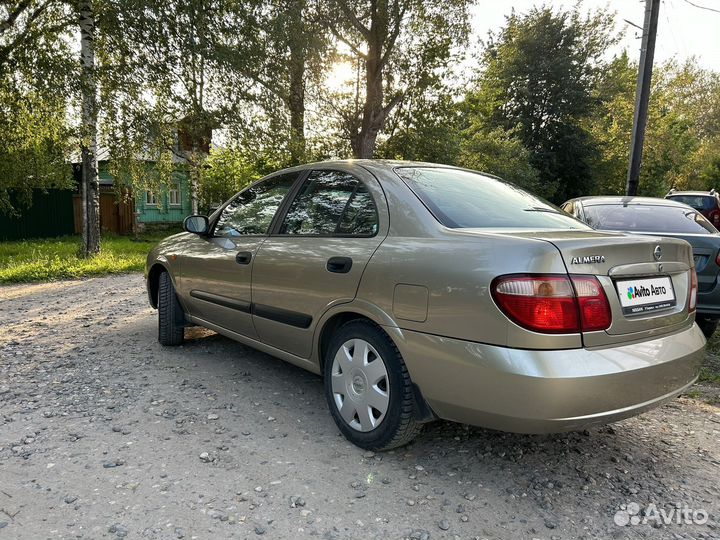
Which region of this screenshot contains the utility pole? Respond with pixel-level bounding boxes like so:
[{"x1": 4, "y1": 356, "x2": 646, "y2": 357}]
[{"x1": 626, "y1": 0, "x2": 660, "y2": 196}]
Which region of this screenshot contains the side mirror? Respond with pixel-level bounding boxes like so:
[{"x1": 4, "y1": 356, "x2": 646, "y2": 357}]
[{"x1": 183, "y1": 215, "x2": 209, "y2": 235}]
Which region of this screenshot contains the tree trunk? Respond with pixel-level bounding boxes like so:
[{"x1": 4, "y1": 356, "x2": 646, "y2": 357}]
[
  {"x1": 353, "y1": 45, "x2": 384, "y2": 158},
  {"x1": 190, "y1": 152, "x2": 199, "y2": 215},
  {"x1": 78, "y1": 0, "x2": 100, "y2": 256},
  {"x1": 351, "y1": 2, "x2": 399, "y2": 159},
  {"x1": 287, "y1": 0, "x2": 306, "y2": 164}
]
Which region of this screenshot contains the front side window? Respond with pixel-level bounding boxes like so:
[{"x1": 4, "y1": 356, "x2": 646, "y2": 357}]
[
  {"x1": 280, "y1": 170, "x2": 378, "y2": 236},
  {"x1": 214, "y1": 173, "x2": 298, "y2": 237},
  {"x1": 583, "y1": 204, "x2": 719, "y2": 235},
  {"x1": 396, "y1": 167, "x2": 589, "y2": 230}
]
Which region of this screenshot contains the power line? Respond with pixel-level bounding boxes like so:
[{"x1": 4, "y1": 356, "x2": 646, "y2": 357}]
[
  {"x1": 680, "y1": 0, "x2": 720, "y2": 14},
  {"x1": 666, "y1": 0, "x2": 689, "y2": 58}
]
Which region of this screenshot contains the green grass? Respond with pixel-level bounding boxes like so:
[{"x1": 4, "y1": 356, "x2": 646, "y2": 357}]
[{"x1": 0, "y1": 231, "x2": 178, "y2": 284}]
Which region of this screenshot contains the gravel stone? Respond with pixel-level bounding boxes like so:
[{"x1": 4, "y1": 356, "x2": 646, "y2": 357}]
[{"x1": 0, "y1": 274, "x2": 717, "y2": 540}]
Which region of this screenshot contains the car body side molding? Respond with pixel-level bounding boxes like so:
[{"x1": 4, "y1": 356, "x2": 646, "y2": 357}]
[
  {"x1": 253, "y1": 303, "x2": 313, "y2": 329},
  {"x1": 189, "y1": 290, "x2": 312, "y2": 329},
  {"x1": 189, "y1": 290, "x2": 252, "y2": 314}
]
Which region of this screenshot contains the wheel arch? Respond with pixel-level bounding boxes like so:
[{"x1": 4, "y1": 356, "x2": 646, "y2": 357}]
[
  {"x1": 147, "y1": 262, "x2": 171, "y2": 309},
  {"x1": 316, "y1": 304, "x2": 438, "y2": 432},
  {"x1": 314, "y1": 300, "x2": 398, "y2": 372}
]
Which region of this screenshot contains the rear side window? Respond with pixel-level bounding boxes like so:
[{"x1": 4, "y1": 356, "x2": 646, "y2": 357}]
[
  {"x1": 584, "y1": 204, "x2": 719, "y2": 234},
  {"x1": 214, "y1": 173, "x2": 298, "y2": 236},
  {"x1": 279, "y1": 170, "x2": 378, "y2": 236},
  {"x1": 396, "y1": 167, "x2": 588, "y2": 229},
  {"x1": 667, "y1": 195, "x2": 715, "y2": 211}
]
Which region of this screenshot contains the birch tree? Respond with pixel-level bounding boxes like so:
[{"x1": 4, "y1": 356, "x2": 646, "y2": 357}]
[
  {"x1": 109, "y1": 0, "x2": 261, "y2": 215},
  {"x1": 77, "y1": 0, "x2": 100, "y2": 255},
  {"x1": 0, "y1": 1, "x2": 73, "y2": 215}
]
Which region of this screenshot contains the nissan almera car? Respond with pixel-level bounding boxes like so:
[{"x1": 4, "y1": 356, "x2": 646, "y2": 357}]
[{"x1": 146, "y1": 161, "x2": 705, "y2": 450}]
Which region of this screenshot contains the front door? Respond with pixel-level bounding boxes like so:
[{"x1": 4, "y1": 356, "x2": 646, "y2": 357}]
[
  {"x1": 251, "y1": 167, "x2": 388, "y2": 358},
  {"x1": 175, "y1": 172, "x2": 300, "y2": 339}
]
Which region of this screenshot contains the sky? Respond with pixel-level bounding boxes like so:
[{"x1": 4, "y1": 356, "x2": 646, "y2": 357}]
[{"x1": 470, "y1": 0, "x2": 720, "y2": 71}]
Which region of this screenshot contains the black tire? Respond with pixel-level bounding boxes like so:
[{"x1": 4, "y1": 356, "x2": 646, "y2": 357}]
[
  {"x1": 158, "y1": 271, "x2": 185, "y2": 346},
  {"x1": 323, "y1": 320, "x2": 421, "y2": 451},
  {"x1": 697, "y1": 316, "x2": 718, "y2": 339}
]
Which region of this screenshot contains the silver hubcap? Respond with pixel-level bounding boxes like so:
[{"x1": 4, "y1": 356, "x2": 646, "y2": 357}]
[{"x1": 331, "y1": 338, "x2": 390, "y2": 432}]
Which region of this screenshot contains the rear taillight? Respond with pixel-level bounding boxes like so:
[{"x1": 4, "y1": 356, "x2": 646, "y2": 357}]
[
  {"x1": 715, "y1": 250, "x2": 720, "y2": 267},
  {"x1": 491, "y1": 274, "x2": 611, "y2": 334},
  {"x1": 689, "y1": 268, "x2": 698, "y2": 313},
  {"x1": 572, "y1": 276, "x2": 612, "y2": 331}
]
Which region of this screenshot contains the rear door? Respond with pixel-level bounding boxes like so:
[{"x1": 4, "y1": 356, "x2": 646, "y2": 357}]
[
  {"x1": 175, "y1": 172, "x2": 301, "y2": 339},
  {"x1": 251, "y1": 166, "x2": 389, "y2": 358}
]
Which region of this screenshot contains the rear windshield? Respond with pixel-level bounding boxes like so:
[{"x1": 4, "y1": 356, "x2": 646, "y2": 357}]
[
  {"x1": 395, "y1": 167, "x2": 589, "y2": 230},
  {"x1": 667, "y1": 195, "x2": 715, "y2": 211},
  {"x1": 583, "y1": 204, "x2": 718, "y2": 234}
]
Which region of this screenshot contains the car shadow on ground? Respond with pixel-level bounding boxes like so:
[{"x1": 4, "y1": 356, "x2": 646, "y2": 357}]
[{"x1": 175, "y1": 328, "x2": 716, "y2": 529}]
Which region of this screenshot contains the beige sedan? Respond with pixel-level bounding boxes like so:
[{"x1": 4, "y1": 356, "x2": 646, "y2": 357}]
[{"x1": 146, "y1": 161, "x2": 704, "y2": 450}]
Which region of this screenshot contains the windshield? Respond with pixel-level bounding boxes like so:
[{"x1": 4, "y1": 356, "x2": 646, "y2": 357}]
[
  {"x1": 395, "y1": 167, "x2": 589, "y2": 230},
  {"x1": 583, "y1": 204, "x2": 718, "y2": 234}
]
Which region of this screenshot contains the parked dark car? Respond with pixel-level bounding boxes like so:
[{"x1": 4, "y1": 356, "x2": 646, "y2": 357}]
[
  {"x1": 562, "y1": 196, "x2": 720, "y2": 337},
  {"x1": 666, "y1": 189, "x2": 720, "y2": 228}
]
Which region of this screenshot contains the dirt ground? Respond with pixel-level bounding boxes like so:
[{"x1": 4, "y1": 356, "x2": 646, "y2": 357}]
[{"x1": 1, "y1": 273, "x2": 719, "y2": 540}]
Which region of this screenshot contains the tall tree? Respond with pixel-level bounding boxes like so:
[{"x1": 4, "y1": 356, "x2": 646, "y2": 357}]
[
  {"x1": 0, "y1": 0, "x2": 72, "y2": 73},
  {"x1": 0, "y1": 0, "x2": 74, "y2": 215},
  {"x1": 589, "y1": 56, "x2": 720, "y2": 196},
  {"x1": 77, "y1": 0, "x2": 100, "y2": 256},
  {"x1": 107, "y1": 0, "x2": 261, "y2": 214},
  {"x1": 466, "y1": 6, "x2": 617, "y2": 202},
  {"x1": 325, "y1": 0, "x2": 470, "y2": 158}
]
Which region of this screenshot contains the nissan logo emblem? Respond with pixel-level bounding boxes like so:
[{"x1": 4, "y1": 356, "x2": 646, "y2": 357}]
[{"x1": 653, "y1": 245, "x2": 662, "y2": 261}]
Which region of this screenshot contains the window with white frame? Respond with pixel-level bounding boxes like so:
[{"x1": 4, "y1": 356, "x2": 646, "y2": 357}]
[
  {"x1": 145, "y1": 191, "x2": 157, "y2": 206},
  {"x1": 169, "y1": 182, "x2": 181, "y2": 206}
]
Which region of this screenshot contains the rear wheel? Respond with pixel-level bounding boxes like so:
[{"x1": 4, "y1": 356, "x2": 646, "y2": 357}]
[
  {"x1": 158, "y1": 271, "x2": 185, "y2": 346},
  {"x1": 696, "y1": 316, "x2": 718, "y2": 338},
  {"x1": 323, "y1": 320, "x2": 421, "y2": 450}
]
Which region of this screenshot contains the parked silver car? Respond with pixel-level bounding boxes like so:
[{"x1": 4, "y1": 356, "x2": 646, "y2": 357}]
[
  {"x1": 562, "y1": 196, "x2": 720, "y2": 337},
  {"x1": 146, "y1": 161, "x2": 704, "y2": 450}
]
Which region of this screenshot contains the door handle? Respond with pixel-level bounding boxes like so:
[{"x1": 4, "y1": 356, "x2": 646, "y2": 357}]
[
  {"x1": 236, "y1": 251, "x2": 252, "y2": 265},
  {"x1": 327, "y1": 256, "x2": 353, "y2": 274}
]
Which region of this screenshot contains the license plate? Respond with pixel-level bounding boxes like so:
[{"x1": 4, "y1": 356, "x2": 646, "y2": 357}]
[{"x1": 616, "y1": 276, "x2": 676, "y2": 316}]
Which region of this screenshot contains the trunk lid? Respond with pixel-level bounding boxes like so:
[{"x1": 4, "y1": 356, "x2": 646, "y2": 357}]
[
  {"x1": 497, "y1": 230, "x2": 694, "y2": 346},
  {"x1": 627, "y1": 231, "x2": 720, "y2": 293}
]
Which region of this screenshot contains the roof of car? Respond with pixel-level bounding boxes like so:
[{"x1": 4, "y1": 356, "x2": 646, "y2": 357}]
[
  {"x1": 273, "y1": 159, "x2": 502, "y2": 182},
  {"x1": 292, "y1": 159, "x2": 460, "y2": 168},
  {"x1": 667, "y1": 191, "x2": 716, "y2": 197},
  {"x1": 569, "y1": 196, "x2": 692, "y2": 208}
]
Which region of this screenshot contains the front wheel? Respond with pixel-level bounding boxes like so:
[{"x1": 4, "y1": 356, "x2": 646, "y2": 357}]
[
  {"x1": 158, "y1": 271, "x2": 185, "y2": 346},
  {"x1": 697, "y1": 316, "x2": 718, "y2": 339},
  {"x1": 323, "y1": 320, "x2": 421, "y2": 450}
]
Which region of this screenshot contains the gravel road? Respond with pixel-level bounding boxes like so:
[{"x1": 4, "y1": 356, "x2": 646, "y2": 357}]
[{"x1": 1, "y1": 273, "x2": 719, "y2": 540}]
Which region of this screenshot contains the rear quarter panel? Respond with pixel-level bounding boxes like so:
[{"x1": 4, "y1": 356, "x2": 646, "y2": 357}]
[{"x1": 357, "y1": 230, "x2": 582, "y2": 349}]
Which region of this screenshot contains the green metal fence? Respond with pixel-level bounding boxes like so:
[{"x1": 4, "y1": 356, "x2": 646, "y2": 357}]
[{"x1": 0, "y1": 190, "x2": 75, "y2": 241}]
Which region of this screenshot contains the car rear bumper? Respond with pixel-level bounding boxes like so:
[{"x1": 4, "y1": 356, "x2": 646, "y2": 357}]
[{"x1": 390, "y1": 323, "x2": 705, "y2": 433}]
